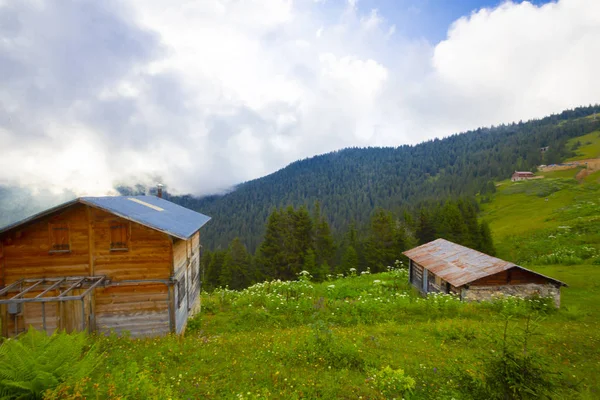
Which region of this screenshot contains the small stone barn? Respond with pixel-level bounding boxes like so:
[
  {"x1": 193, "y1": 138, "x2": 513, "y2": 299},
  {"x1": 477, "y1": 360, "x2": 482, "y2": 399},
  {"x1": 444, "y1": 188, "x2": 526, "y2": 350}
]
[
  {"x1": 0, "y1": 196, "x2": 210, "y2": 337},
  {"x1": 511, "y1": 171, "x2": 535, "y2": 181},
  {"x1": 403, "y1": 239, "x2": 566, "y2": 307}
]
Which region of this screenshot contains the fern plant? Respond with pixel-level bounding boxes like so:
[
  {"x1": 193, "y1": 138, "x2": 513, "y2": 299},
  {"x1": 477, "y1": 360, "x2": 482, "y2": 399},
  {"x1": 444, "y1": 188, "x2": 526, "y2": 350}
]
[{"x1": 0, "y1": 328, "x2": 102, "y2": 399}]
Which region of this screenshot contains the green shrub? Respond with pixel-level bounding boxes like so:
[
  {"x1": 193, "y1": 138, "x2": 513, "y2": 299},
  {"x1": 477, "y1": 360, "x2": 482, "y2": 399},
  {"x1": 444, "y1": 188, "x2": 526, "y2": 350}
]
[
  {"x1": 451, "y1": 317, "x2": 558, "y2": 400},
  {"x1": 291, "y1": 319, "x2": 366, "y2": 370},
  {"x1": 367, "y1": 366, "x2": 415, "y2": 399},
  {"x1": 0, "y1": 329, "x2": 101, "y2": 400}
]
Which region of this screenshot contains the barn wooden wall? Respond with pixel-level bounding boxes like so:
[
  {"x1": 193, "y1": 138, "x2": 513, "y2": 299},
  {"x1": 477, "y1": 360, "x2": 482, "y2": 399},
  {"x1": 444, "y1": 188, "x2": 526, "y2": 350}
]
[
  {"x1": 0, "y1": 204, "x2": 177, "y2": 337},
  {"x1": 90, "y1": 208, "x2": 172, "y2": 280},
  {"x1": 95, "y1": 283, "x2": 170, "y2": 337},
  {"x1": 173, "y1": 231, "x2": 200, "y2": 334},
  {"x1": 1, "y1": 204, "x2": 90, "y2": 283},
  {"x1": 409, "y1": 260, "x2": 424, "y2": 291},
  {"x1": 90, "y1": 207, "x2": 172, "y2": 337},
  {"x1": 1, "y1": 288, "x2": 90, "y2": 337},
  {"x1": 470, "y1": 267, "x2": 551, "y2": 286}
]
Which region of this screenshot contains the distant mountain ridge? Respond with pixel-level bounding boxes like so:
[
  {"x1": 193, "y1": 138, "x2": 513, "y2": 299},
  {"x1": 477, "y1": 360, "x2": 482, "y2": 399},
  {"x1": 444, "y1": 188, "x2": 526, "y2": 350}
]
[
  {"x1": 163, "y1": 106, "x2": 600, "y2": 251},
  {"x1": 2, "y1": 106, "x2": 600, "y2": 252}
]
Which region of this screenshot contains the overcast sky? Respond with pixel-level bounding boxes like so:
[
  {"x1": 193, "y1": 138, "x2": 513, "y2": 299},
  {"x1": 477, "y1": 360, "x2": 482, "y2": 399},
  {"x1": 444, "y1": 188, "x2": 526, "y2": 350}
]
[{"x1": 1, "y1": 0, "x2": 599, "y2": 196}]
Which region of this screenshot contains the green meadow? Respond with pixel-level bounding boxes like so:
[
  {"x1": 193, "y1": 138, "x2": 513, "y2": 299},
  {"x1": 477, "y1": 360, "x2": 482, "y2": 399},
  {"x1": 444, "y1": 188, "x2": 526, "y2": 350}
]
[
  {"x1": 565, "y1": 130, "x2": 600, "y2": 161},
  {"x1": 4, "y1": 142, "x2": 600, "y2": 399}
]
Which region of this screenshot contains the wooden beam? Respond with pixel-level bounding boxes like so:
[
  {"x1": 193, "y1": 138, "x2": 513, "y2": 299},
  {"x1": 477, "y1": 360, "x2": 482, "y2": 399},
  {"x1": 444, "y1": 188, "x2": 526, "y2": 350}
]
[
  {"x1": 0, "y1": 241, "x2": 5, "y2": 288},
  {"x1": 9, "y1": 279, "x2": 44, "y2": 300},
  {"x1": 87, "y1": 206, "x2": 94, "y2": 276},
  {"x1": 58, "y1": 277, "x2": 86, "y2": 298},
  {"x1": 0, "y1": 280, "x2": 23, "y2": 296},
  {"x1": 34, "y1": 278, "x2": 65, "y2": 299}
]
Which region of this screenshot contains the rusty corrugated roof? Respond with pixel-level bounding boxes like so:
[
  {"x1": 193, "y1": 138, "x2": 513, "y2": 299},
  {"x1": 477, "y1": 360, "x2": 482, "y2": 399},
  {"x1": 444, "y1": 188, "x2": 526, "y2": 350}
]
[{"x1": 402, "y1": 238, "x2": 566, "y2": 287}]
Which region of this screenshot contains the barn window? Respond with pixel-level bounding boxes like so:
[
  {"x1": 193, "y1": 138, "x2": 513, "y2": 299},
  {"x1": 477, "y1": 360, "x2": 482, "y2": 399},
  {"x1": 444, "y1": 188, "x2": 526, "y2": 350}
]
[
  {"x1": 49, "y1": 223, "x2": 70, "y2": 253},
  {"x1": 110, "y1": 222, "x2": 129, "y2": 251},
  {"x1": 177, "y1": 275, "x2": 186, "y2": 308},
  {"x1": 435, "y1": 275, "x2": 442, "y2": 286}
]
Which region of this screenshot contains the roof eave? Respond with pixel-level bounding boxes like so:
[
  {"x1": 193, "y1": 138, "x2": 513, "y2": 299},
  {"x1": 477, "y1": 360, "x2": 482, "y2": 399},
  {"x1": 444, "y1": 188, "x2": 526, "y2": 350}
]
[
  {"x1": 79, "y1": 199, "x2": 209, "y2": 240},
  {"x1": 0, "y1": 198, "x2": 80, "y2": 236}
]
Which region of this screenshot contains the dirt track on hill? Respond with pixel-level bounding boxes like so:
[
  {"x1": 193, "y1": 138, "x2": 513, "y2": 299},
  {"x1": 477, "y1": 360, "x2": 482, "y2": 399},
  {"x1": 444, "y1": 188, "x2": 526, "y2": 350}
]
[{"x1": 539, "y1": 158, "x2": 600, "y2": 172}]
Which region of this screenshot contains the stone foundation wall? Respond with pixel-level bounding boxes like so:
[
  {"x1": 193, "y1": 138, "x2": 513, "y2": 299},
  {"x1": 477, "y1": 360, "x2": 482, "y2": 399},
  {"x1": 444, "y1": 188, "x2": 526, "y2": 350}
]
[{"x1": 464, "y1": 283, "x2": 561, "y2": 308}]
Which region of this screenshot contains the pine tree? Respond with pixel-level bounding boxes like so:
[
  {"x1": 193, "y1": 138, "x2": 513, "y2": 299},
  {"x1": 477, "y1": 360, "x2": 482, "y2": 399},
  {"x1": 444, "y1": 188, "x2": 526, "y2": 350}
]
[
  {"x1": 207, "y1": 250, "x2": 226, "y2": 289},
  {"x1": 364, "y1": 208, "x2": 398, "y2": 272},
  {"x1": 340, "y1": 245, "x2": 358, "y2": 274},
  {"x1": 416, "y1": 208, "x2": 435, "y2": 244},
  {"x1": 256, "y1": 208, "x2": 285, "y2": 280},
  {"x1": 303, "y1": 249, "x2": 317, "y2": 278},
  {"x1": 479, "y1": 220, "x2": 496, "y2": 255},
  {"x1": 221, "y1": 238, "x2": 253, "y2": 290},
  {"x1": 314, "y1": 213, "x2": 336, "y2": 268}
]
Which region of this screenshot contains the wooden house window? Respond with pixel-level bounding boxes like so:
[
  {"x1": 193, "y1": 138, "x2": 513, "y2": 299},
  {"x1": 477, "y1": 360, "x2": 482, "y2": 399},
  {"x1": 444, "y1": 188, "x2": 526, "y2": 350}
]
[
  {"x1": 110, "y1": 222, "x2": 130, "y2": 251},
  {"x1": 49, "y1": 223, "x2": 70, "y2": 253},
  {"x1": 177, "y1": 275, "x2": 186, "y2": 308},
  {"x1": 435, "y1": 275, "x2": 442, "y2": 286}
]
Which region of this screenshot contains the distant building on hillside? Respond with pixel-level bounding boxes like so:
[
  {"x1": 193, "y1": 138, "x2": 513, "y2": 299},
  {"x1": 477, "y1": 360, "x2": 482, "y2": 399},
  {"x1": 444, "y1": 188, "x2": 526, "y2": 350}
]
[
  {"x1": 511, "y1": 171, "x2": 535, "y2": 181},
  {"x1": 0, "y1": 195, "x2": 211, "y2": 338},
  {"x1": 403, "y1": 239, "x2": 566, "y2": 307},
  {"x1": 540, "y1": 146, "x2": 550, "y2": 153}
]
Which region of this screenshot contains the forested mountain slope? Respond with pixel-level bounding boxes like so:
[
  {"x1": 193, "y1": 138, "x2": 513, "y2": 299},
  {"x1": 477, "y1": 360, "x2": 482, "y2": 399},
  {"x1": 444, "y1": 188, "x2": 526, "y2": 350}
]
[
  {"x1": 175, "y1": 106, "x2": 600, "y2": 251},
  {"x1": 2, "y1": 106, "x2": 599, "y2": 251}
]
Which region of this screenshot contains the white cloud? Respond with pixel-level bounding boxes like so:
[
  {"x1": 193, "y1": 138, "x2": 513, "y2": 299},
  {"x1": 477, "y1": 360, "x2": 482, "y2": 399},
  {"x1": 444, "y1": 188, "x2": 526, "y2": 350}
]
[
  {"x1": 426, "y1": 0, "x2": 600, "y2": 130},
  {"x1": 0, "y1": 0, "x2": 599, "y2": 198}
]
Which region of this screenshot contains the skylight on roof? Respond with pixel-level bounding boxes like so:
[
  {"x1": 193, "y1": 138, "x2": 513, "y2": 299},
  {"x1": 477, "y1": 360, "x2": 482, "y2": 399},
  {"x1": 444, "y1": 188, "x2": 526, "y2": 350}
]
[{"x1": 127, "y1": 198, "x2": 164, "y2": 211}]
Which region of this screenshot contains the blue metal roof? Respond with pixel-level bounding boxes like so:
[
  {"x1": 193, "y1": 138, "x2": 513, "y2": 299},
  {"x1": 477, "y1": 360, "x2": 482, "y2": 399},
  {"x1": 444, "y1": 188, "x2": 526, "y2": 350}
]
[
  {"x1": 0, "y1": 196, "x2": 211, "y2": 240},
  {"x1": 80, "y1": 196, "x2": 211, "y2": 240}
]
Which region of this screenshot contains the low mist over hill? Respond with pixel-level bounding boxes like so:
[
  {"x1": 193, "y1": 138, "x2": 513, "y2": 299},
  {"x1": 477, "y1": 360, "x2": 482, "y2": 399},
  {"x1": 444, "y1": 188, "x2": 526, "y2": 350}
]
[
  {"x1": 176, "y1": 106, "x2": 600, "y2": 251},
  {"x1": 2, "y1": 106, "x2": 600, "y2": 252}
]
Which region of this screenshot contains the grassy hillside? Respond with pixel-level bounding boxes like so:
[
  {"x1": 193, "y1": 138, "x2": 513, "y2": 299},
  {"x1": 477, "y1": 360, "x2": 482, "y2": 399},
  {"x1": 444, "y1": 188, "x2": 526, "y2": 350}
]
[
  {"x1": 36, "y1": 265, "x2": 600, "y2": 399},
  {"x1": 566, "y1": 130, "x2": 600, "y2": 161},
  {"x1": 6, "y1": 135, "x2": 600, "y2": 399},
  {"x1": 36, "y1": 159, "x2": 600, "y2": 398}
]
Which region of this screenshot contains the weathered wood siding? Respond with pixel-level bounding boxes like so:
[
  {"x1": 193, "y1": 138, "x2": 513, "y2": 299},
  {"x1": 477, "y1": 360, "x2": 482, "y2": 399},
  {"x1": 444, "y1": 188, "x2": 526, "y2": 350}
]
[
  {"x1": 410, "y1": 260, "x2": 424, "y2": 290},
  {"x1": 470, "y1": 267, "x2": 551, "y2": 286},
  {"x1": 89, "y1": 207, "x2": 172, "y2": 337},
  {"x1": 90, "y1": 208, "x2": 172, "y2": 280},
  {"x1": 0, "y1": 204, "x2": 90, "y2": 283},
  {"x1": 95, "y1": 283, "x2": 170, "y2": 337},
  {"x1": 173, "y1": 231, "x2": 201, "y2": 334},
  {"x1": 427, "y1": 270, "x2": 442, "y2": 293},
  {"x1": 0, "y1": 203, "x2": 176, "y2": 337},
  {"x1": 2, "y1": 288, "x2": 89, "y2": 337}
]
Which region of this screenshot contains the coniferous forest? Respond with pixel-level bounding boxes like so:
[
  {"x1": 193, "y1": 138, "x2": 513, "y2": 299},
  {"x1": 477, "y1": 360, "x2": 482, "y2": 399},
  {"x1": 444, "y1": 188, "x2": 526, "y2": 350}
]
[
  {"x1": 162, "y1": 105, "x2": 600, "y2": 253},
  {"x1": 200, "y1": 197, "x2": 494, "y2": 291},
  {"x1": 117, "y1": 106, "x2": 600, "y2": 290}
]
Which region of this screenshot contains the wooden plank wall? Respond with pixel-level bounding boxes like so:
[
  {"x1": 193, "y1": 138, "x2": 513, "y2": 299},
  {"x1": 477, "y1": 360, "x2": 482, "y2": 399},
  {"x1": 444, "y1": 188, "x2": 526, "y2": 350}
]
[
  {"x1": 427, "y1": 270, "x2": 442, "y2": 293},
  {"x1": 0, "y1": 204, "x2": 175, "y2": 337},
  {"x1": 91, "y1": 208, "x2": 172, "y2": 280},
  {"x1": 0, "y1": 204, "x2": 90, "y2": 282},
  {"x1": 95, "y1": 283, "x2": 170, "y2": 337},
  {"x1": 470, "y1": 267, "x2": 551, "y2": 286},
  {"x1": 189, "y1": 231, "x2": 201, "y2": 308},
  {"x1": 3, "y1": 288, "x2": 89, "y2": 338},
  {"x1": 410, "y1": 261, "x2": 424, "y2": 290},
  {"x1": 0, "y1": 242, "x2": 5, "y2": 287},
  {"x1": 173, "y1": 232, "x2": 200, "y2": 334},
  {"x1": 90, "y1": 208, "x2": 173, "y2": 337}
]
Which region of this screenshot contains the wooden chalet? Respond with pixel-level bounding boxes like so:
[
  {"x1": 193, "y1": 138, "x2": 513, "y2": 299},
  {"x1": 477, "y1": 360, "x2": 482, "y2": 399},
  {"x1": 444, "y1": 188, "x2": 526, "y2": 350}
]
[
  {"x1": 511, "y1": 171, "x2": 535, "y2": 181},
  {"x1": 0, "y1": 196, "x2": 210, "y2": 337},
  {"x1": 403, "y1": 239, "x2": 566, "y2": 307}
]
